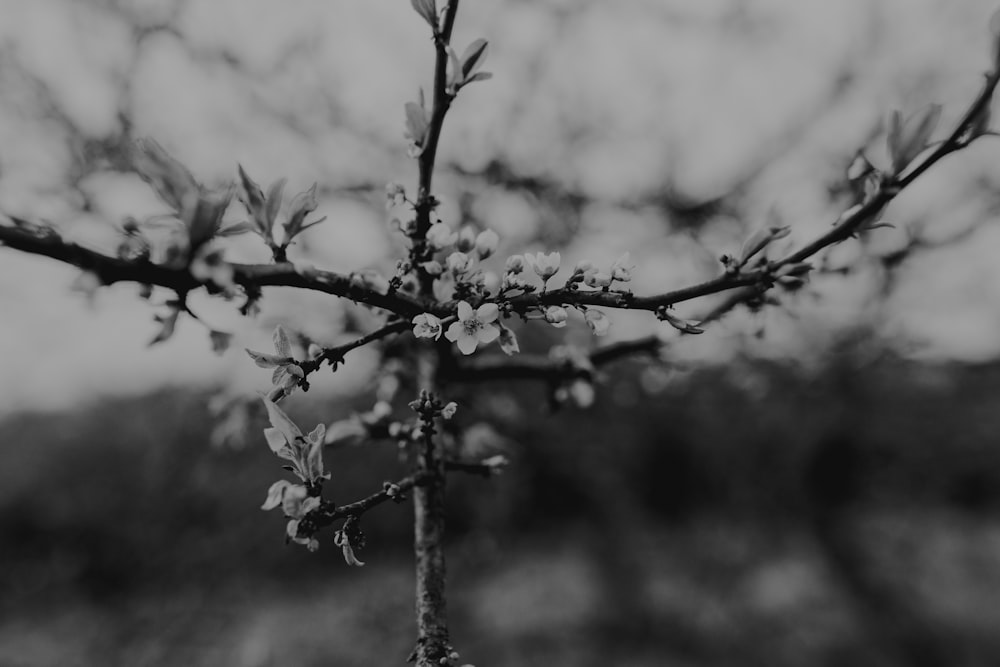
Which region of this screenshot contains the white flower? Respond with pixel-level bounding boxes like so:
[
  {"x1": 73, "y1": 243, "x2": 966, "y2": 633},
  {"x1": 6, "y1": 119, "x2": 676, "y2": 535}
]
[
  {"x1": 441, "y1": 402, "x2": 458, "y2": 419},
  {"x1": 525, "y1": 251, "x2": 561, "y2": 281},
  {"x1": 426, "y1": 222, "x2": 457, "y2": 249},
  {"x1": 584, "y1": 309, "x2": 610, "y2": 336},
  {"x1": 544, "y1": 305, "x2": 568, "y2": 328},
  {"x1": 475, "y1": 229, "x2": 499, "y2": 258},
  {"x1": 610, "y1": 252, "x2": 634, "y2": 282},
  {"x1": 420, "y1": 260, "x2": 443, "y2": 276},
  {"x1": 445, "y1": 301, "x2": 501, "y2": 355},
  {"x1": 457, "y1": 226, "x2": 477, "y2": 252},
  {"x1": 384, "y1": 182, "x2": 406, "y2": 208},
  {"x1": 504, "y1": 255, "x2": 525, "y2": 274},
  {"x1": 261, "y1": 480, "x2": 320, "y2": 518},
  {"x1": 445, "y1": 251, "x2": 474, "y2": 275},
  {"x1": 412, "y1": 313, "x2": 443, "y2": 340},
  {"x1": 584, "y1": 270, "x2": 612, "y2": 289}
]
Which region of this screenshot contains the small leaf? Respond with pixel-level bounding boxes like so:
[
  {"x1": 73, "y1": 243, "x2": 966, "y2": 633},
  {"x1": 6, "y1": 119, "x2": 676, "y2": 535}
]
[
  {"x1": 237, "y1": 165, "x2": 265, "y2": 208},
  {"x1": 464, "y1": 72, "x2": 493, "y2": 85},
  {"x1": 188, "y1": 185, "x2": 233, "y2": 250},
  {"x1": 893, "y1": 104, "x2": 942, "y2": 173},
  {"x1": 131, "y1": 138, "x2": 199, "y2": 213},
  {"x1": 404, "y1": 102, "x2": 428, "y2": 143},
  {"x1": 660, "y1": 310, "x2": 704, "y2": 335},
  {"x1": 283, "y1": 184, "x2": 319, "y2": 240},
  {"x1": 887, "y1": 110, "x2": 903, "y2": 171},
  {"x1": 738, "y1": 225, "x2": 789, "y2": 266},
  {"x1": 410, "y1": 0, "x2": 437, "y2": 28},
  {"x1": 446, "y1": 45, "x2": 462, "y2": 90},
  {"x1": 273, "y1": 325, "x2": 292, "y2": 357},
  {"x1": 307, "y1": 423, "x2": 326, "y2": 444},
  {"x1": 217, "y1": 220, "x2": 255, "y2": 237},
  {"x1": 237, "y1": 165, "x2": 270, "y2": 235},
  {"x1": 460, "y1": 39, "x2": 489, "y2": 79},
  {"x1": 245, "y1": 348, "x2": 290, "y2": 368},
  {"x1": 990, "y1": 8, "x2": 1000, "y2": 68},
  {"x1": 261, "y1": 395, "x2": 303, "y2": 444},
  {"x1": 264, "y1": 179, "x2": 286, "y2": 233},
  {"x1": 263, "y1": 427, "x2": 288, "y2": 454}
]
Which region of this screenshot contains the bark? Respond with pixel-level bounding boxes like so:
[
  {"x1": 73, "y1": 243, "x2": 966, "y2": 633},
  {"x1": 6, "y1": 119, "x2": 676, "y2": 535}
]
[{"x1": 412, "y1": 351, "x2": 450, "y2": 665}]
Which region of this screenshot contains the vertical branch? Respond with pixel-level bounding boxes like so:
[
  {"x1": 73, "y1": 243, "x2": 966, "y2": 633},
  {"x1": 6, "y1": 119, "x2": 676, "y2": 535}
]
[
  {"x1": 417, "y1": 0, "x2": 460, "y2": 206},
  {"x1": 411, "y1": 5, "x2": 460, "y2": 663},
  {"x1": 412, "y1": 0, "x2": 461, "y2": 296},
  {"x1": 413, "y1": 351, "x2": 450, "y2": 665}
]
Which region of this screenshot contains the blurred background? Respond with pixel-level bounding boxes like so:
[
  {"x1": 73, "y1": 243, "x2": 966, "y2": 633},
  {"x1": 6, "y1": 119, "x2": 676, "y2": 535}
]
[{"x1": 3, "y1": 1, "x2": 1000, "y2": 665}]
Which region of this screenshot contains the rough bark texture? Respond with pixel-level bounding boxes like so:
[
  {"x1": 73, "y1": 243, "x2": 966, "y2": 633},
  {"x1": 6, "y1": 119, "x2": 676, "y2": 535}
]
[{"x1": 413, "y1": 352, "x2": 449, "y2": 666}]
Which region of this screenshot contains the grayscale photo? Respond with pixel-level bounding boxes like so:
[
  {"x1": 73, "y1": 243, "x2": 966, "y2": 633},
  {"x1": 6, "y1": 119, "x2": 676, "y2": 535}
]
[{"x1": 2, "y1": 1, "x2": 1000, "y2": 665}]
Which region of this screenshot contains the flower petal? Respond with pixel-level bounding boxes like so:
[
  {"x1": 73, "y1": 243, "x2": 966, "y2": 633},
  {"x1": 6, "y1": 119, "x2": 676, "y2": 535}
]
[
  {"x1": 455, "y1": 334, "x2": 478, "y2": 355},
  {"x1": 456, "y1": 300, "x2": 473, "y2": 321},
  {"x1": 476, "y1": 302, "x2": 499, "y2": 323},
  {"x1": 262, "y1": 480, "x2": 293, "y2": 510},
  {"x1": 477, "y1": 323, "x2": 500, "y2": 344},
  {"x1": 444, "y1": 321, "x2": 464, "y2": 342}
]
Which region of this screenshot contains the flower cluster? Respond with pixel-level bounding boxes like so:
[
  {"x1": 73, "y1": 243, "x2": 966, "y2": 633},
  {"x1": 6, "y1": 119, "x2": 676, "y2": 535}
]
[
  {"x1": 261, "y1": 480, "x2": 321, "y2": 551},
  {"x1": 259, "y1": 395, "x2": 330, "y2": 551}
]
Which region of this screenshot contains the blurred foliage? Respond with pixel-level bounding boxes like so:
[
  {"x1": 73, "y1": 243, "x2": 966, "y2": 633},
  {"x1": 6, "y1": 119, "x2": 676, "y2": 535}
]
[{"x1": 3, "y1": 344, "x2": 1000, "y2": 665}]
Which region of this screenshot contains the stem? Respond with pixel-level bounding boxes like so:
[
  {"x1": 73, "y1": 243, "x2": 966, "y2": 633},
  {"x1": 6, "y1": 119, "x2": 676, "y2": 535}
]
[
  {"x1": 413, "y1": 351, "x2": 450, "y2": 666},
  {"x1": 410, "y1": 4, "x2": 461, "y2": 664}
]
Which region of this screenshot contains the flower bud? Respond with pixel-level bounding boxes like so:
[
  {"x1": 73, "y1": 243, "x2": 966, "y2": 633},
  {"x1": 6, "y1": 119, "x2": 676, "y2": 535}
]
[
  {"x1": 544, "y1": 305, "x2": 568, "y2": 327},
  {"x1": 475, "y1": 229, "x2": 499, "y2": 258}
]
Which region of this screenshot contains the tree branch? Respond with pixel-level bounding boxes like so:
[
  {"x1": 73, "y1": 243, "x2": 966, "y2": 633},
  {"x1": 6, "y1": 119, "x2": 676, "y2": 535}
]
[
  {"x1": 0, "y1": 222, "x2": 428, "y2": 316},
  {"x1": 299, "y1": 320, "x2": 412, "y2": 378},
  {"x1": 500, "y1": 70, "x2": 1000, "y2": 322}
]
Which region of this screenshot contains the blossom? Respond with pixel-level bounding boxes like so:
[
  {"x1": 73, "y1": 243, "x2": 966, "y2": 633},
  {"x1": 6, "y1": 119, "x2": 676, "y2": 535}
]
[
  {"x1": 457, "y1": 226, "x2": 477, "y2": 252},
  {"x1": 504, "y1": 255, "x2": 525, "y2": 273},
  {"x1": 261, "y1": 480, "x2": 321, "y2": 551},
  {"x1": 610, "y1": 252, "x2": 634, "y2": 282},
  {"x1": 426, "y1": 222, "x2": 457, "y2": 249},
  {"x1": 525, "y1": 251, "x2": 561, "y2": 281},
  {"x1": 544, "y1": 305, "x2": 568, "y2": 328},
  {"x1": 583, "y1": 270, "x2": 612, "y2": 289},
  {"x1": 445, "y1": 251, "x2": 474, "y2": 275},
  {"x1": 261, "y1": 480, "x2": 319, "y2": 516},
  {"x1": 384, "y1": 182, "x2": 406, "y2": 208},
  {"x1": 412, "y1": 313, "x2": 443, "y2": 340},
  {"x1": 420, "y1": 260, "x2": 443, "y2": 276},
  {"x1": 445, "y1": 301, "x2": 500, "y2": 355},
  {"x1": 584, "y1": 309, "x2": 610, "y2": 336},
  {"x1": 475, "y1": 229, "x2": 499, "y2": 258}
]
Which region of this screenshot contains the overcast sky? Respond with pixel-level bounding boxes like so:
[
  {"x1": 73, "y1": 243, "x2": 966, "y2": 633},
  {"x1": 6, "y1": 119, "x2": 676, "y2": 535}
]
[{"x1": 2, "y1": 0, "x2": 1000, "y2": 413}]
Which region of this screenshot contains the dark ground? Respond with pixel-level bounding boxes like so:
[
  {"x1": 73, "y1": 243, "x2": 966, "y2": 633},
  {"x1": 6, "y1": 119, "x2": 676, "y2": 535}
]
[{"x1": 3, "y1": 347, "x2": 1000, "y2": 666}]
